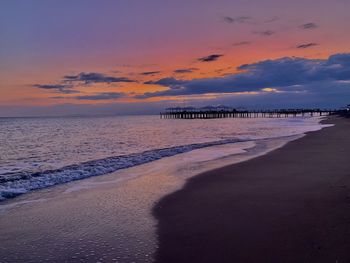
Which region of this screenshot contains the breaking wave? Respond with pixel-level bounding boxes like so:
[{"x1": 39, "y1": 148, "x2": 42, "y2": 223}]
[{"x1": 0, "y1": 138, "x2": 247, "y2": 201}]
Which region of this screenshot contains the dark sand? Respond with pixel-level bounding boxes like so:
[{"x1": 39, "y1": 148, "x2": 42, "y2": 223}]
[{"x1": 153, "y1": 116, "x2": 350, "y2": 263}]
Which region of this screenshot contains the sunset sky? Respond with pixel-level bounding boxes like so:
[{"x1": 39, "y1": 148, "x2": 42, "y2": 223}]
[{"x1": 1, "y1": 0, "x2": 350, "y2": 116}]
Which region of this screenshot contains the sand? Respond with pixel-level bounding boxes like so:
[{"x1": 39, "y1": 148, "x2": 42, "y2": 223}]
[
  {"x1": 0, "y1": 116, "x2": 346, "y2": 263},
  {"x1": 153, "y1": 116, "x2": 350, "y2": 263},
  {"x1": 0, "y1": 137, "x2": 290, "y2": 262}
]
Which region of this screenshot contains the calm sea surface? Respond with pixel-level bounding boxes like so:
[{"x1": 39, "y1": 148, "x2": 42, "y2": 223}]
[{"x1": 0, "y1": 115, "x2": 326, "y2": 201}]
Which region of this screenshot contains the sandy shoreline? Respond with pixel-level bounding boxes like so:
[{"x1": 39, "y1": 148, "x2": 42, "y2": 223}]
[
  {"x1": 0, "y1": 116, "x2": 337, "y2": 262},
  {"x1": 153, "y1": 116, "x2": 350, "y2": 263},
  {"x1": 0, "y1": 134, "x2": 299, "y2": 262}
]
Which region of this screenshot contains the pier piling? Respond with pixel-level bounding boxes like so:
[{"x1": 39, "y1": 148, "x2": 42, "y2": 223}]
[{"x1": 160, "y1": 108, "x2": 336, "y2": 119}]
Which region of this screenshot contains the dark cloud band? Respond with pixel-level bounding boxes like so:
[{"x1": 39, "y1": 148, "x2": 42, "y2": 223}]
[
  {"x1": 33, "y1": 84, "x2": 79, "y2": 94},
  {"x1": 300, "y1": 23, "x2": 318, "y2": 29},
  {"x1": 140, "y1": 71, "x2": 161, "y2": 76},
  {"x1": 64, "y1": 72, "x2": 135, "y2": 84},
  {"x1": 74, "y1": 92, "x2": 126, "y2": 100},
  {"x1": 141, "y1": 53, "x2": 350, "y2": 98},
  {"x1": 173, "y1": 68, "x2": 198, "y2": 74},
  {"x1": 198, "y1": 54, "x2": 223, "y2": 62},
  {"x1": 254, "y1": 30, "x2": 275, "y2": 36},
  {"x1": 296, "y1": 43, "x2": 318, "y2": 49}
]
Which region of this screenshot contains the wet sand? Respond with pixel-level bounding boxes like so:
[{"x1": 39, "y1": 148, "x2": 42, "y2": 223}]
[
  {"x1": 0, "y1": 117, "x2": 337, "y2": 262},
  {"x1": 153, "y1": 116, "x2": 350, "y2": 263},
  {"x1": 0, "y1": 138, "x2": 291, "y2": 263}
]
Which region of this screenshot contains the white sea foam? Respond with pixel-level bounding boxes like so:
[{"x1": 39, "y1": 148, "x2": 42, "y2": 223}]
[
  {"x1": 0, "y1": 138, "x2": 258, "y2": 200},
  {"x1": 0, "y1": 116, "x2": 331, "y2": 201}
]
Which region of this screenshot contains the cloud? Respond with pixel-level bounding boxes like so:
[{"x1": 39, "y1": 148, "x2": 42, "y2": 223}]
[
  {"x1": 34, "y1": 71, "x2": 135, "y2": 94},
  {"x1": 233, "y1": 41, "x2": 252, "y2": 46},
  {"x1": 215, "y1": 66, "x2": 233, "y2": 74},
  {"x1": 141, "y1": 53, "x2": 350, "y2": 98},
  {"x1": 64, "y1": 72, "x2": 135, "y2": 84},
  {"x1": 224, "y1": 16, "x2": 280, "y2": 25},
  {"x1": 223, "y1": 16, "x2": 234, "y2": 23},
  {"x1": 223, "y1": 16, "x2": 253, "y2": 24},
  {"x1": 235, "y1": 16, "x2": 252, "y2": 23},
  {"x1": 34, "y1": 84, "x2": 68, "y2": 90},
  {"x1": 264, "y1": 16, "x2": 280, "y2": 23},
  {"x1": 173, "y1": 68, "x2": 198, "y2": 74},
  {"x1": 296, "y1": 43, "x2": 318, "y2": 49},
  {"x1": 144, "y1": 77, "x2": 187, "y2": 86},
  {"x1": 254, "y1": 30, "x2": 275, "y2": 36},
  {"x1": 198, "y1": 54, "x2": 223, "y2": 62},
  {"x1": 33, "y1": 84, "x2": 79, "y2": 94},
  {"x1": 300, "y1": 23, "x2": 318, "y2": 29},
  {"x1": 140, "y1": 71, "x2": 161, "y2": 76},
  {"x1": 74, "y1": 92, "x2": 126, "y2": 100},
  {"x1": 50, "y1": 96, "x2": 66, "y2": 99}
]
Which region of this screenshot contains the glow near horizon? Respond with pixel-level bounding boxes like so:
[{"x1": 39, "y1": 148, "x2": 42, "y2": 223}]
[{"x1": 0, "y1": 0, "x2": 350, "y2": 116}]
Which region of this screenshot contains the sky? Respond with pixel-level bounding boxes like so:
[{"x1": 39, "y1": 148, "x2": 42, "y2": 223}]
[{"x1": 0, "y1": 0, "x2": 350, "y2": 116}]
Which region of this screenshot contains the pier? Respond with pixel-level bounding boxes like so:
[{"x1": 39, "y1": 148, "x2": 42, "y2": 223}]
[{"x1": 160, "y1": 106, "x2": 338, "y2": 119}]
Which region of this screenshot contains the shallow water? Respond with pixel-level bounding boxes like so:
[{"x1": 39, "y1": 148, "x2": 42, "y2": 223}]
[
  {"x1": 0, "y1": 137, "x2": 299, "y2": 263},
  {"x1": 0, "y1": 116, "x2": 332, "y2": 262},
  {"x1": 0, "y1": 115, "x2": 328, "y2": 200},
  {"x1": 0, "y1": 115, "x2": 334, "y2": 262}
]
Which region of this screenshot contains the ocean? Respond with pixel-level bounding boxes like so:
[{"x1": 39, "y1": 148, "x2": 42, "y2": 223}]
[
  {"x1": 0, "y1": 115, "x2": 328, "y2": 201},
  {"x1": 0, "y1": 115, "x2": 333, "y2": 262}
]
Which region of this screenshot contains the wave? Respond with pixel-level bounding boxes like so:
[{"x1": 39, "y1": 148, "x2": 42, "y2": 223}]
[{"x1": 0, "y1": 138, "x2": 251, "y2": 201}]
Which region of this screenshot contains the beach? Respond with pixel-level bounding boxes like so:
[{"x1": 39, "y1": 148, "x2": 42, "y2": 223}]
[
  {"x1": 0, "y1": 116, "x2": 345, "y2": 262},
  {"x1": 0, "y1": 133, "x2": 300, "y2": 263},
  {"x1": 2, "y1": 1, "x2": 350, "y2": 262},
  {"x1": 154, "y1": 116, "x2": 350, "y2": 263}
]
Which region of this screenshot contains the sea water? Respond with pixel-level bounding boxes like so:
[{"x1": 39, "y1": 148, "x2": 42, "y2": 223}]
[
  {"x1": 0, "y1": 115, "x2": 332, "y2": 262},
  {"x1": 0, "y1": 115, "x2": 328, "y2": 201}
]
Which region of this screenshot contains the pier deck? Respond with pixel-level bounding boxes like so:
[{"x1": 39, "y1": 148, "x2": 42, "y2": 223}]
[{"x1": 160, "y1": 109, "x2": 336, "y2": 119}]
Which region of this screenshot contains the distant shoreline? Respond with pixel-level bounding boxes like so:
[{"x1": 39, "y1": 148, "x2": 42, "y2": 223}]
[{"x1": 153, "y1": 116, "x2": 350, "y2": 262}]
